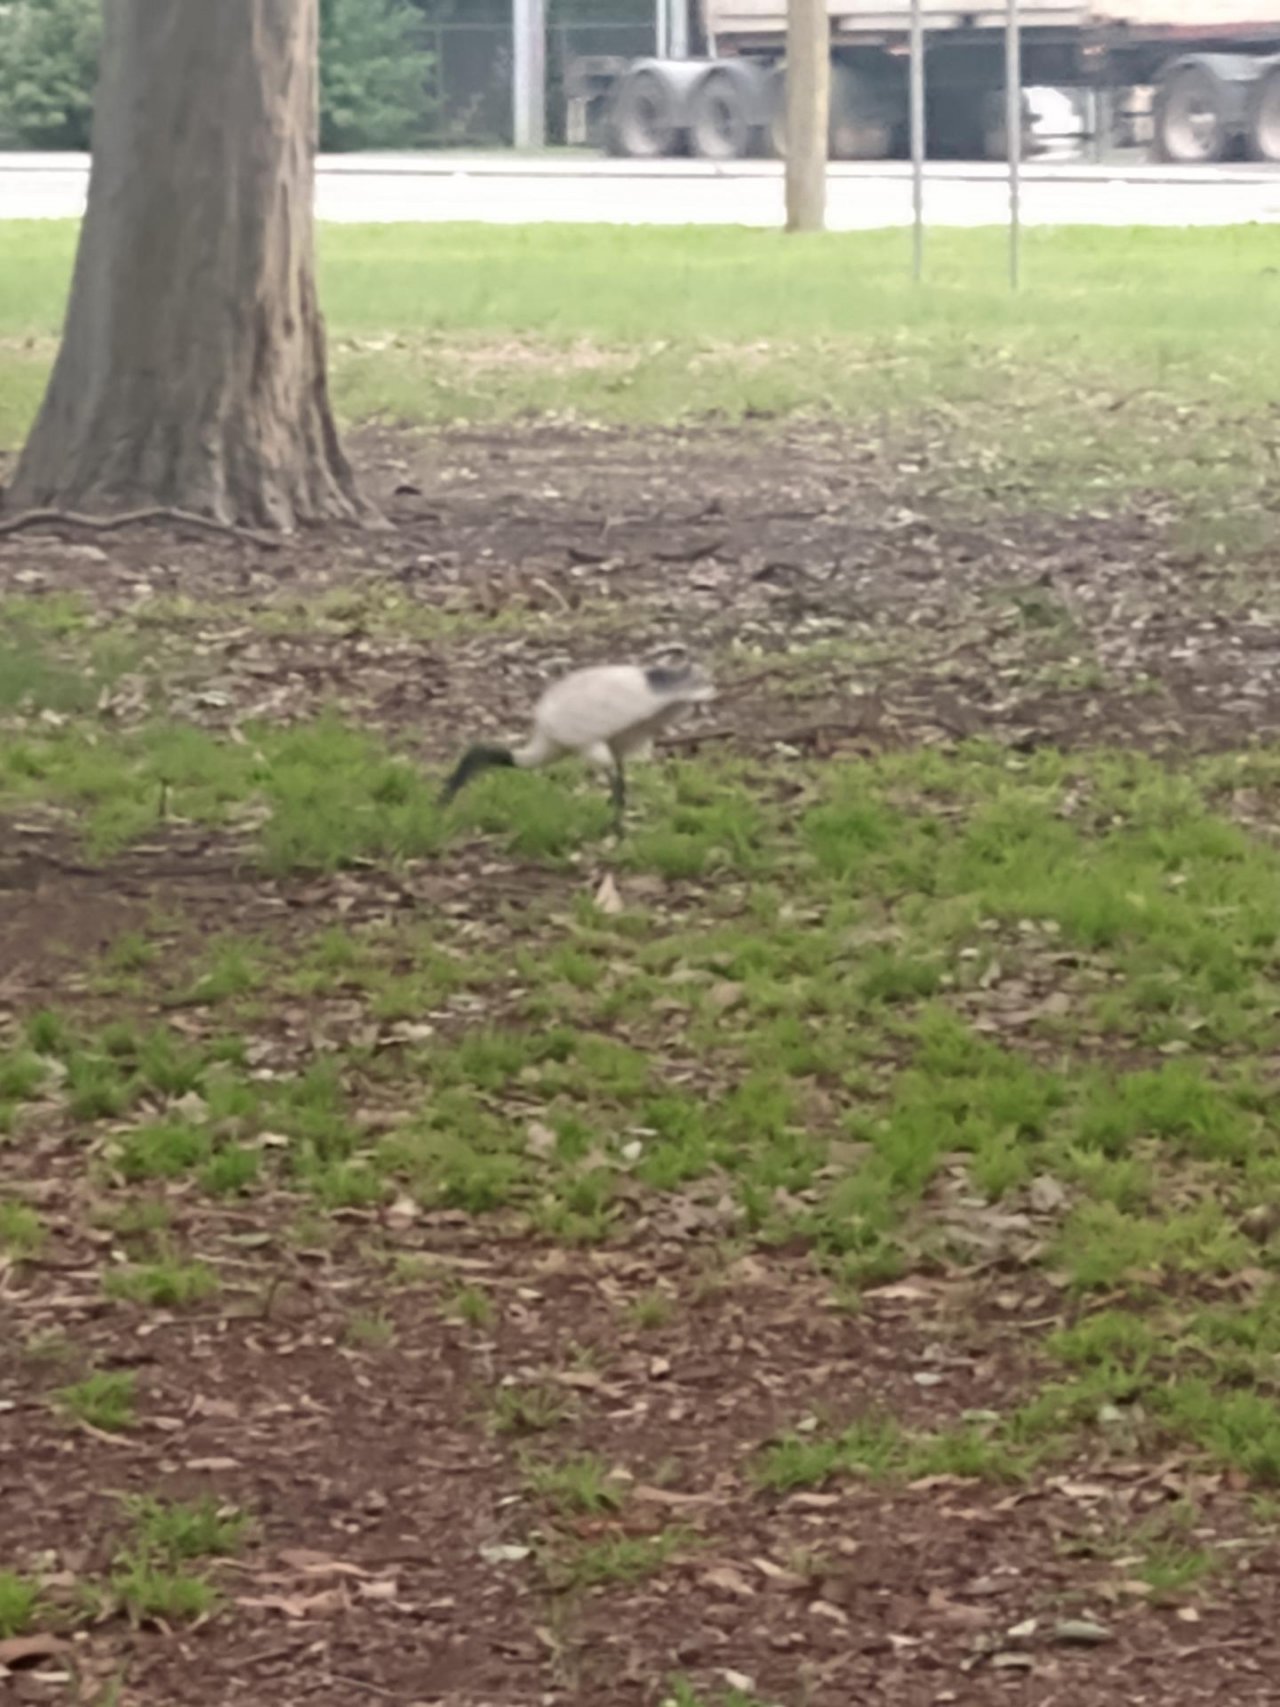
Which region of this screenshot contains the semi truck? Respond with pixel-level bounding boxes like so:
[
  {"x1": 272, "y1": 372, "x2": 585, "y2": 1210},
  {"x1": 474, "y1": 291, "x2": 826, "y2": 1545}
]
[{"x1": 564, "y1": 0, "x2": 1280, "y2": 164}]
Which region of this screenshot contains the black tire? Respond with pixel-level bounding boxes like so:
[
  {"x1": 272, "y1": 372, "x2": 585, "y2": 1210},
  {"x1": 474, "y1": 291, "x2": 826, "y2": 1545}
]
[
  {"x1": 1247, "y1": 64, "x2": 1280, "y2": 161},
  {"x1": 688, "y1": 68, "x2": 760, "y2": 160},
  {"x1": 1153, "y1": 63, "x2": 1230, "y2": 163},
  {"x1": 605, "y1": 67, "x2": 683, "y2": 158}
]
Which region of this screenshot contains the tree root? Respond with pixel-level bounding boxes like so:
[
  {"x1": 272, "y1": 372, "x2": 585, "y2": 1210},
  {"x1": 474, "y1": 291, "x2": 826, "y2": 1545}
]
[{"x1": 0, "y1": 505, "x2": 283, "y2": 549}]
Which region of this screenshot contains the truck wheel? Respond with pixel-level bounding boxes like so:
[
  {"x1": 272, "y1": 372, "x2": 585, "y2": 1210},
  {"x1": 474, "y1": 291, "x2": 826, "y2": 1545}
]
[
  {"x1": 1153, "y1": 62, "x2": 1230, "y2": 162},
  {"x1": 1247, "y1": 62, "x2": 1280, "y2": 161},
  {"x1": 828, "y1": 62, "x2": 897, "y2": 160},
  {"x1": 605, "y1": 65, "x2": 684, "y2": 158},
  {"x1": 689, "y1": 66, "x2": 765, "y2": 160}
]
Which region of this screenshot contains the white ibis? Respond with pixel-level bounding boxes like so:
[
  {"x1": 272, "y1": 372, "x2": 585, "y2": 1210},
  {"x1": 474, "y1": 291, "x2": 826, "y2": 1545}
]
[{"x1": 440, "y1": 660, "x2": 715, "y2": 829}]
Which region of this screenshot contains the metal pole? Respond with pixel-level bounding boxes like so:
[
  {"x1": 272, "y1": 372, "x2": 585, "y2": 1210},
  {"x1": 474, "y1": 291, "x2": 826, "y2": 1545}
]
[
  {"x1": 909, "y1": 0, "x2": 925, "y2": 281},
  {"x1": 1005, "y1": 0, "x2": 1021, "y2": 288},
  {"x1": 1094, "y1": 85, "x2": 1112, "y2": 163},
  {"x1": 656, "y1": 0, "x2": 669, "y2": 60},
  {"x1": 670, "y1": 0, "x2": 690, "y2": 59},
  {"x1": 513, "y1": 0, "x2": 546, "y2": 150}
]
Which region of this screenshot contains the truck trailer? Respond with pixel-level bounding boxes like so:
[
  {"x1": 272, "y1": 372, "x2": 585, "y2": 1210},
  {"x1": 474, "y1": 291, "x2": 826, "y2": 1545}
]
[{"x1": 565, "y1": 0, "x2": 1280, "y2": 164}]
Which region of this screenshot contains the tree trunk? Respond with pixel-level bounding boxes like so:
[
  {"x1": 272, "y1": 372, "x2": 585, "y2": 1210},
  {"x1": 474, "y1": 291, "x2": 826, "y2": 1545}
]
[
  {"x1": 785, "y1": 0, "x2": 829, "y2": 233},
  {"x1": 8, "y1": 0, "x2": 362, "y2": 530}
]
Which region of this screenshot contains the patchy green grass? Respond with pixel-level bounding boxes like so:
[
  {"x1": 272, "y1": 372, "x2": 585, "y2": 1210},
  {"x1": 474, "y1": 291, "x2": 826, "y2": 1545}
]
[
  {"x1": 103, "y1": 1256, "x2": 219, "y2": 1309},
  {"x1": 626, "y1": 1289, "x2": 676, "y2": 1331},
  {"x1": 1132, "y1": 1535, "x2": 1219, "y2": 1601},
  {"x1": 664, "y1": 1683, "x2": 780, "y2": 1707},
  {"x1": 107, "y1": 1555, "x2": 220, "y2": 1624},
  {"x1": 0, "y1": 1197, "x2": 45, "y2": 1256},
  {"x1": 6, "y1": 731, "x2": 1276, "y2": 1488},
  {"x1": 540, "y1": 1527, "x2": 688, "y2": 1592},
  {"x1": 0, "y1": 715, "x2": 450, "y2": 868},
  {"x1": 0, "y1": 1570, "x2": 43, "y2": 1639},
  {"x1": 524, "y1": 1453, "x2": 629, "y2": 1516},
  {"x1": 55, "y1": 1369, "x2": 138, "y2": 1434},
  {"x1": 344, "y1": 1309, "x2": 397, "y2": 1350},
  {"x1": 0, "y1": 599, "x2": 139, "y2": 716},
  {"x1": 93, "y1": 1494, "x2": 250, "y2": 1625},
  {"x1": 754, "y1": 1413, "x2": 1034, "y2": 1493},
  {"x1": 121, "y1": 1495, "x2": 249, "y2": 1563},
  {"x1": 490, "y1": 1382, "x2": 573, "y2": 1436},
  {"x1": 445, "y1": 1283, "x2": 496, "y2": 1330},
  {"x1": 0, "y1": 1048, "x2": 49, "y2": 1102}
]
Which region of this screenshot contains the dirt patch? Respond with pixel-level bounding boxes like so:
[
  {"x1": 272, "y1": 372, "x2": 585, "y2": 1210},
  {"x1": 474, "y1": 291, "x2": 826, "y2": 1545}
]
[
  {"x1": 4, "y1": 422, "x2": 1279, "y2": 762},
  {"x1": 5, "y1": 1234, "x2": 1277, "y2": 1707}
]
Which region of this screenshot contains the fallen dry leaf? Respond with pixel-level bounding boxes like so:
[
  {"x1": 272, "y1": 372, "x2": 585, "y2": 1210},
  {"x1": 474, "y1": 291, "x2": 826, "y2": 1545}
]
[
  {"x1": 632, "y1": 1485, "x2": 714, "y2": 1508},
  {"x1": 0, "y1": 1635, "x2": 70, "y2": 1667},
  {"x1": 751, "y1": 1557, "x2": 809, "y2": 1592},
  {"x1": 700, "y1": 1563, "x2": 756, "y2": 1599},
  {"x1": 525, "y1": 1119, "x2": 557, "y2": 1158},
  {"x1": 593, "y1": 872, "x2": 624, "y2": 915},
  {"x1": 237, "y1": 1589, "x2": 347, "y2": 1619},
  {"x1": 276, "y1": 1548, "x2": 373, "y2": 1578},
  {"x1": 385, "y1": 1190, "x2": 420, "y2": 1228}
]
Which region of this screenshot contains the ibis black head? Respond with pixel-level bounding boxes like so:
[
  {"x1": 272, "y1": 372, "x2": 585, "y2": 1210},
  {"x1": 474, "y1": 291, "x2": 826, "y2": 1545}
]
[{"x1": 439, "y1": 743, "x2": 516, "y2": 805}]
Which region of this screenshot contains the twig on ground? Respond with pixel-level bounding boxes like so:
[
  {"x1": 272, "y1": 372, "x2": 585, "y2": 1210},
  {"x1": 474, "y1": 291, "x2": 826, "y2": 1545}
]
[{"x1": 529, "y1": 574, "x2": 572, "y2": 613}]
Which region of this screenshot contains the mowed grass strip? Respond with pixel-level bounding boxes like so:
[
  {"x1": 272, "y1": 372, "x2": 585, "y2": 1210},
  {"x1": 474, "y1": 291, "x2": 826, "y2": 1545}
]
[{"x1": 0, "y1": 222, "x2": 1274, "y2": 528}]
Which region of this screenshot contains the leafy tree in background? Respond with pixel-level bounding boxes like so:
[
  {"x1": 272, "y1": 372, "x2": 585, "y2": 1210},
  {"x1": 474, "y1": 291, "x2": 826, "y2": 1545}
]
[
  {"x1": 0, "y1": 0, "x2": 100, "y2": 149},
  {"x1": 320, "y1": 0, "x2": 435, "y2": 149},
  {"x1": 0, "y1": 0, "x2": 436, "y2": 151}
]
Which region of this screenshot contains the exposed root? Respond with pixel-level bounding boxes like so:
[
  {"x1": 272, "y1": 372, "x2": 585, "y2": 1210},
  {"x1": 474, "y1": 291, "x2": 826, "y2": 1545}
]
[{"x1": 0, "y1": 506, "x2": 284, "y2": 549}]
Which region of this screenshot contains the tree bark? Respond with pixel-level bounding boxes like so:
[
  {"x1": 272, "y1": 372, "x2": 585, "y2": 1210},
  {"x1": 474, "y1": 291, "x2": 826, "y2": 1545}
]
[
  {"x1": 784, "y1": 0, "x2": 829, "y2": 233},
  {"x1": 8, "y1": 0, "x2": 362, "y2": 530}
]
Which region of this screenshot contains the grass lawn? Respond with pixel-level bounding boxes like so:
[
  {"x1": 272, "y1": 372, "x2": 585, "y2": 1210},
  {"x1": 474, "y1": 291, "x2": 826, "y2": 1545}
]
[
  {"x1": 2, "y1": 219, "x2": 1280, "y2": 1705},
  {"x1": 1, "y1": 221, "x2": 1277, "y2": 539}
]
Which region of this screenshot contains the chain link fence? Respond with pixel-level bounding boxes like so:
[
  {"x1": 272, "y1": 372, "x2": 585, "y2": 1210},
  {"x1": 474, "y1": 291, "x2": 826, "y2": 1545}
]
[{"x1": 426, "y1": 18, "x2": 655, "y2": 145}]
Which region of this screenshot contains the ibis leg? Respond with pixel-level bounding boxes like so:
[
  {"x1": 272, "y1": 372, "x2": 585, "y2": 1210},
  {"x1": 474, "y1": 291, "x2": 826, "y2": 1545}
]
[{"x1": 610, "y1": 759, "x2": 626, "y2": 830}]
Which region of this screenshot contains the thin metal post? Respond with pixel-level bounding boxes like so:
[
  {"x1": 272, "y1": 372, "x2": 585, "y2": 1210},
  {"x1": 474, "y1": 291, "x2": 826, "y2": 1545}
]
[
  {"x1": 1005, "y1": 0, "x2": 1021, "y2": 288},
  {"x1": 909, "y1": 0, "x2": 925, "y2": 281},
  {"x1": 1094, "y1": 85, "x2": 1112, "y2": 162},
  {"x1": 670, "y1": 0, "x2": 690, "y2": 59},
  {"x1": 656, "y1": 0, "x2": 669, "y2": 59},
  {"x1": 513, "y1": 0, "x2": 546, "y2": 150}
]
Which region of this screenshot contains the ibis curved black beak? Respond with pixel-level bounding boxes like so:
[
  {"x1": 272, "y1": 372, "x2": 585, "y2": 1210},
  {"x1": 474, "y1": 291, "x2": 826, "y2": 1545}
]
[{"x1": 439, "y1": 743, "x2": 517, "y2": 805}]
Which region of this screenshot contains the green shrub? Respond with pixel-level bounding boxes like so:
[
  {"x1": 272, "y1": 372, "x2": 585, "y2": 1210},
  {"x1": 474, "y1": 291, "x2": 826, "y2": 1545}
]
[
  {"x1": 0, "y1": 0, "x2": 100, "y2": 150},
  {"x1": 0, "y1": 0, "x2": 435, "y2": 154},
  {"x1": 320, "y1": 0, "x2": 436, "y2": 150}
]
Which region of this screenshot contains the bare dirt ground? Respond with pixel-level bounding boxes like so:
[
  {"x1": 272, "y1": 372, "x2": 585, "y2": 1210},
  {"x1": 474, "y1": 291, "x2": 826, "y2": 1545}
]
[{"x1": 3, "y1": 425, "x2": 1280, "y2": 1707}]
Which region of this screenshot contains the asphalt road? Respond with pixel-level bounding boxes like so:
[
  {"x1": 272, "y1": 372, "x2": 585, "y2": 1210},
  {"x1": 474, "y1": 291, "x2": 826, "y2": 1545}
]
[{"x1": 3, "y1": 150, "x2": 1279, "y2": 228}]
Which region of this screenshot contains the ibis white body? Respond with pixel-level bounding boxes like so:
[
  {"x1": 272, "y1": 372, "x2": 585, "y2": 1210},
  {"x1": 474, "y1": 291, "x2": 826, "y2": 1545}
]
[
  {"x1": 516, "y1": 662, "x2": 715, "y2": 772},
  {"x1": 440, "y1": 659, "x2": 715, "y2": 826}
]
